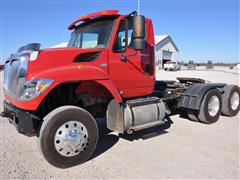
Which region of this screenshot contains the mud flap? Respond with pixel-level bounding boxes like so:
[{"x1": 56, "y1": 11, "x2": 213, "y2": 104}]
[{"x1": 178, "y1": 83, "x2": 226, "y2": 110}]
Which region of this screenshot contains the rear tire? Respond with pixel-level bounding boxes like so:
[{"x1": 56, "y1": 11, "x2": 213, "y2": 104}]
[
  {"x1": 37, "y1": 106, "x2": 98, "y2": 168},
  {"x1": 198, "y1": 89, "x2": 222, "y2": 124},
  {"x1": 187, "y1": 112, "x2": 199, "y2": 122},
  {"x1": 221, "y1": 85, "x2": 240, "y2": 116}
]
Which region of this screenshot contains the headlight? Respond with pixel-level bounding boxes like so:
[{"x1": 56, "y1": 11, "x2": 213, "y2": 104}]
[{"x1": 18, "y1": 79, "x2": 53, "y2": 101}]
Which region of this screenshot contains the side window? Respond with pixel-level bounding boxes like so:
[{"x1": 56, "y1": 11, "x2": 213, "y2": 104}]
[
  {"x1": 127, "y1": 19, "x2": 133, "y2": 47},
  {"x1": 113, "y1": 20, "x2": 126, "y2": 52}
]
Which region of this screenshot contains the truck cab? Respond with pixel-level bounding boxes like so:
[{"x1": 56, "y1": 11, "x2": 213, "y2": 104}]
[
  {"x1": 66, "y1": 10, "x2": 155, "y2": 97},
  {"x1": 2, "y1": 10, "x2": 240, "y2": 168}
]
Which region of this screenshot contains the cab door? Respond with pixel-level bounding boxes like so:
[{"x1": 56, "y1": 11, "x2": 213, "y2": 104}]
[{"x1": 108, "y1": 18, "x2": 154, "y2": 98}]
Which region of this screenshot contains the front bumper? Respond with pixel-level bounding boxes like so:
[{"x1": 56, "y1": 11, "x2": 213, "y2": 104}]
[{"x1": 1, "y1": 101, "x2": 39, "y2": 136}]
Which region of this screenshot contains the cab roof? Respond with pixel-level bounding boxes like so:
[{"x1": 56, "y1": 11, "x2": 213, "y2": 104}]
[{"x1": 68, "y1": 10, "x2": 119, "y2": 30}]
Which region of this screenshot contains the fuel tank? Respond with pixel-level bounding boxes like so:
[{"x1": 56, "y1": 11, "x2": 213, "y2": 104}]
[{"x1": 107, "y1": 97, "x2": 166, "y2": 133}]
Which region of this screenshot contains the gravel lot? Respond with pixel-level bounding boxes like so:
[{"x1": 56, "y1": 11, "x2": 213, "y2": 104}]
[{"x1": 0, "y1": 70, "x2": 239, "y2": 179}]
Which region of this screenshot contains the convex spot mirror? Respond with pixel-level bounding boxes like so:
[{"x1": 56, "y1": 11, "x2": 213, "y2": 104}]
[{"x1": 132, "y1": 15, "x2": 146, "y2": 50}]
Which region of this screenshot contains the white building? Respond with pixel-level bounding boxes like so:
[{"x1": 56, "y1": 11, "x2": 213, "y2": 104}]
[
  {"x1": 155, "y1": 35, "x2": 179, "y2": 69},
  {"x1": 50, "y1": 42, "x2": 68, "y2": 48}
]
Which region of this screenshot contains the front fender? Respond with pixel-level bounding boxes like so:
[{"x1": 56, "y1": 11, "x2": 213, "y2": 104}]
[
  {"x1": 95, "y1": 79, "x2": 123, "y2": 103},
  {"x1": 6, "y1": 65, "x2": 123, "y2": 110}
]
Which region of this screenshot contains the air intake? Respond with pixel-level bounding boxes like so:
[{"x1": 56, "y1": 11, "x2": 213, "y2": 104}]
[{"x1": 74, "y1": 52, "x2": 101, "y2": 63}]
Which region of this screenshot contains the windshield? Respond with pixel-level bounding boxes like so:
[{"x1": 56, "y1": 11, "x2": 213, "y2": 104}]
[{"x1": 68, "y1": 18, "x2": 115, "y2": 49}]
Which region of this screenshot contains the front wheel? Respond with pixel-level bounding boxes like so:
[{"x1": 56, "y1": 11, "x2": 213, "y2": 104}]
[{"x1": 38, "y1": 106, "x2": 98, "y2": 168}]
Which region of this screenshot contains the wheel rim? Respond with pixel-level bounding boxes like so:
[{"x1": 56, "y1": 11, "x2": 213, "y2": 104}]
[
  {"x1": 54, "y1": 121, "x2": 88, "y2": 157},
  {"x1": 230, "y1": 91, "x2": 240, "y2": 111},
  {"x1": 208, "y1": 95, "x2": 220, "y2": 117}
]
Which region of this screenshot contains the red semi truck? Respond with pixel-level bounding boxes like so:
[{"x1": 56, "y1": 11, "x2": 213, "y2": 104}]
[{"x1": 1, "y1": 10, "x2": 240, "y2": 168}]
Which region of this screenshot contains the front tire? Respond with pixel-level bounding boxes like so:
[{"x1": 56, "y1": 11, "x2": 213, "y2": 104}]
[{"x1": 38, "y1": 106, "x2": 98, "y2": 168}]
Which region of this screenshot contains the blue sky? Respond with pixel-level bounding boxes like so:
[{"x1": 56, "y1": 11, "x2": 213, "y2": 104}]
[{"x1": 0, "y1": 0, "x2": 239, "y2": 63}]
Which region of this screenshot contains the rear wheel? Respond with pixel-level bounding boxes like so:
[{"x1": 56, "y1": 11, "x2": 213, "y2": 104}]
[
  {"x1": 187, "y1": 112, "x2": 199, "y2": 122},
  {"x1": 38, "y1": 106, "x2": 98, "y2": 168},
  {"x1": 198, "y1": 89, "x2": 222, "y2": 124},
  {"x1": 221, "y1": 85, "x2": 240, "y2": 116}
]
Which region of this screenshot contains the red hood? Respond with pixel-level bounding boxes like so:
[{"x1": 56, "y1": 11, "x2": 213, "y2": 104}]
[{"x1": 27, "y1": 47, "x2": 104, "y2": 78}]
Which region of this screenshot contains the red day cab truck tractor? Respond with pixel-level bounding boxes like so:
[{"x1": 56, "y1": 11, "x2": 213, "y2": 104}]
[{"x1": 1, "y1": 10, "x2": 240, "y2": 168}]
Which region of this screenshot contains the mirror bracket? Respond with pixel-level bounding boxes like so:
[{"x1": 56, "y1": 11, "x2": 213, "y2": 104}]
[
  {"x1": 121, "y1": 50, "x2": 138, "y2": 62},
  {"x1": 121, "y1": 54, "x2": 127, "y2": 62}
]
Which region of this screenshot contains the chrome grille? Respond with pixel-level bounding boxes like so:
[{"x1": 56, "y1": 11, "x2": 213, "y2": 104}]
[{"x1": 4, "y1": 55, "x2": 28, "y2": 97}]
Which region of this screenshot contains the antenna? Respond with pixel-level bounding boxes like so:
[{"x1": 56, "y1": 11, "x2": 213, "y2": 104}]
[{"x1": 138, "y1": 0, "x2": 140, "y2": 15}]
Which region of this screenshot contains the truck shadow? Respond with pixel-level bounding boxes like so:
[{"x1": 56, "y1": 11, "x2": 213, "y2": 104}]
[
  {"x1": 119, "y1": 119, "x2": 171, "y2": 141},
  {"x1": 89, "y1": 118, "x2": 118, "y2": 160},
  {"x1": 90, "y1": 117, "x2": 172, "y2": 161}
]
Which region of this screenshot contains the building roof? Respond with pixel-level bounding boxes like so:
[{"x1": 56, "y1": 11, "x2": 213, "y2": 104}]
[
  {"x1": 155, "y1": 35, "x2": 179, "y2": 52},
  {"x1": 155, "y1": 35, "x2": 168, "y2": 44}
]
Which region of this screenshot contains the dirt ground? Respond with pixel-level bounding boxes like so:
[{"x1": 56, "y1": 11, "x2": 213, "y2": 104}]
[{"x1": 0, "y1": 70, "x2": 239, "y2": 179}]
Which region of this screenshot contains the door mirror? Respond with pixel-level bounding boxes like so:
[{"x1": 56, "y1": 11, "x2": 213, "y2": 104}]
[{"x1": 132, "y1": 15, "x2": 146, "y2": 50}]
